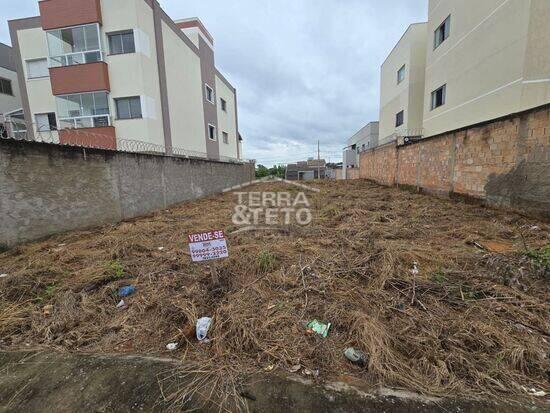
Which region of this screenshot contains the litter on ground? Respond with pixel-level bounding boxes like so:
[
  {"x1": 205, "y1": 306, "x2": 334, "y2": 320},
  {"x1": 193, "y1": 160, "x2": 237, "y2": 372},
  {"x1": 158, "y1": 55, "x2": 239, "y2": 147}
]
[
  {"x1": 306, "y1": 319, "x2": 331, "y2": 338},
  {"x1": 0, "y1": 180, "x2": 548, "y2": 406},
  {"x1": 196, "y1": 317, "x2": 212, "y2": 342},
  {"x1": 118, "y1": 285, "x2": 135, "y2": 297},
  {"x1": 344, "y1": 347, "x2": 368, "y2": 368}
]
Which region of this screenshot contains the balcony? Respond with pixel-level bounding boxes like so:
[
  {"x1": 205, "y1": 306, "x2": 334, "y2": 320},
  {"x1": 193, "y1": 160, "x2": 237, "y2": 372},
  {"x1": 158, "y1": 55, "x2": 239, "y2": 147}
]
[
  {"x1": 39, "y1": 0, "x2": 102, "y2": 31},
  {"x1": 50, "y1": 62, "x2": 110, "y2": 95}
]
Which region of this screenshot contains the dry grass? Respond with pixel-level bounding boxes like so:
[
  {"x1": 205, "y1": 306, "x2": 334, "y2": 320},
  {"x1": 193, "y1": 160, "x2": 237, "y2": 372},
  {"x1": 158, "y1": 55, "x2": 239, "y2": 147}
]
[{"x1": 0, "y1": 179, "x2": 549, "y2": 409}]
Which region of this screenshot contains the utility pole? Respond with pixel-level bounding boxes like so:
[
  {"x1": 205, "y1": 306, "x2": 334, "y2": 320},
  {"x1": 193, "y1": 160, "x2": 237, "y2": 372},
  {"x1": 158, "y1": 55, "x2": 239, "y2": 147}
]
[{"x1": 317, "y1": 140, "x2": 321, "y2": 180}]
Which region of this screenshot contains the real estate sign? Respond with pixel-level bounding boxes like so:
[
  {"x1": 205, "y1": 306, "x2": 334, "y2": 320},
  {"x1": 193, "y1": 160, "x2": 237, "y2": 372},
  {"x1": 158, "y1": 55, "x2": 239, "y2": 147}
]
[{"x1": 188, "y1": 230, "x2": 228, "y2": 262}]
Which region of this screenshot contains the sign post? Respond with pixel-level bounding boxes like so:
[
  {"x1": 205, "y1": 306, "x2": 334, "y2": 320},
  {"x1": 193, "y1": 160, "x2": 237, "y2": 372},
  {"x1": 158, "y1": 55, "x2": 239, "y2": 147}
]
[{"x1": 187, "y1": 230, "x2": 228, "y2": 286}]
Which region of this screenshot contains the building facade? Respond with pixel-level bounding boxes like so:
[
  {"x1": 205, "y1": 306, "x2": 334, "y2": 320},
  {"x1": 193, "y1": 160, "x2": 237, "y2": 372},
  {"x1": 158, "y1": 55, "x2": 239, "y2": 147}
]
[
  {"x1": 379, "y1": 23, "x2": 427, "y2": 145},
  {"x1": 0, "y1": 42, "x2": 21, "y2": 115},
  {"x1": 423, "y1": 0, "x2": 550, "y2": 138},
  {"x1": 342, "y1": 121, "x2": 378, "y2": 178},
  {"x1": 8, "y1": 0, "x2": 241, "y2": 161},
  {"x1": 346, "y1": 121, "x2": 379, "y2": 161},
  {"x1": 285, "y1": 159, "x2": 326, "y2": 181},
  {"x1": 378, "y1": 0, "x2": 550, "y2": 144}
]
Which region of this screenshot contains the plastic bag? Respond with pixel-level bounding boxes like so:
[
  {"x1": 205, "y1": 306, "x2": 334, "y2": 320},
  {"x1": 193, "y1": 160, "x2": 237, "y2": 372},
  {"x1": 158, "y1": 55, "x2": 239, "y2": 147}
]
[{"x1": 196, "y1": 317, "x2": 212, "y2": 341}]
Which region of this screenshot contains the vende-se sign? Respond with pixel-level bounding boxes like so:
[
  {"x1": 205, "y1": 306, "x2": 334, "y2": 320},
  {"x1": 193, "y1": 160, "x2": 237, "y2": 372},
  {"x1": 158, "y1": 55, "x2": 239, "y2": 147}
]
[{"x1": 188, "y1": 230, "x2": 228, "y2": 262}]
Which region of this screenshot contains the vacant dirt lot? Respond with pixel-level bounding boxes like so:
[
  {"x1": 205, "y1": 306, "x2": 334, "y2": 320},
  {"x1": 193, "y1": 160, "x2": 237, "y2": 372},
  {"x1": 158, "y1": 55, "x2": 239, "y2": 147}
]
[{"x1": 0, "y1": 180, "x2": 548, "y2": 408}]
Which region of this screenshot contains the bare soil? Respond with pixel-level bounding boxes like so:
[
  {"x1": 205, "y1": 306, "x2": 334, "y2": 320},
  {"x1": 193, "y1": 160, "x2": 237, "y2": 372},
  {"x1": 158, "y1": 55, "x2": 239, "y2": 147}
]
[{"x1": 0, "y1": 180, "x2": 548, "y2": 408}]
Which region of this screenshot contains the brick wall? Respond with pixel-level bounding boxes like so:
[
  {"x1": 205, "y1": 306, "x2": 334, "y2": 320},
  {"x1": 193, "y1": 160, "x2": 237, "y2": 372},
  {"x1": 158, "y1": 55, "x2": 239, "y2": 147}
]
[
  {"x1": 346, "y1": 168, "x2": 360, "y2": 180},
  {"x1": 359, "y1": 104, "x2": 550, "y2": 218},
  {"x1": 359, "y1": 143, "x2": 397, "y2": 186},
  {"x1": 396, "y1": 143, "x2": 418, "y2": 187},
  {"x1": 419, "y1": 134, "x2": 454, "y2": 193}
]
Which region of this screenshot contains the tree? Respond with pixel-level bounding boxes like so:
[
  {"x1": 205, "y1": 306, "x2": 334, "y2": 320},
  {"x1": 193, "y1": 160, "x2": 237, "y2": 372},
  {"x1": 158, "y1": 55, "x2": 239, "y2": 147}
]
[
  {"x1": 256, "y1": 164, "x2": 285, "y2": 178},
  {"x1": 255, "y1": 164, "x2": 270, "y2": 178}
]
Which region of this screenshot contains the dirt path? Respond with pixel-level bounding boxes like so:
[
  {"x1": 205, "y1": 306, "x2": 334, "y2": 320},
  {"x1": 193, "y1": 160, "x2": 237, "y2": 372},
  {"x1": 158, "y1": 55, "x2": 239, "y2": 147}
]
[
  {"x1": 0, "y1": 180, "x2": 548, "y2": 409},
  {"x1": 0, "y1": 351, "x2": 544, "y2": 412}
]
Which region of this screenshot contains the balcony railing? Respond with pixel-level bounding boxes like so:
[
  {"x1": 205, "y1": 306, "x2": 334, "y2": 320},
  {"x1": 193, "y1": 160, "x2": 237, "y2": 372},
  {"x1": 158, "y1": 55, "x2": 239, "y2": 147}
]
[
  {"x1": 58, "y1": 115, "x2": 111, "y2": 129},
  {"x1": 396, "y1": 128, "x2": 424, "y2": 139},
  {"x1": 49, "y1": 50, "x2": 104, "y2": 68}
]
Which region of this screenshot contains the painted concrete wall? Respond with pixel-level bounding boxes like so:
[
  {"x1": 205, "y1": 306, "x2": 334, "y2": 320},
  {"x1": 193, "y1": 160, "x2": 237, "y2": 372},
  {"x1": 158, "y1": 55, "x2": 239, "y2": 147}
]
[
  {"x1": 215, "y1": 74, "x2": 239, "y2": 159},
  {"x1": 162, "y1": 20, "x2": 207, "y2": 155},
  {"x1": 102, "y1": 0, "x2": 165, "y2": 146},
  {"x1": 0, "y1": 139, "x2": 254, "y2": 248},
  {"x1": 379, "y1": 23, "x2": 427, "y2": 145},
  {"x1": 423, "y1": 0, "x2": 550, "y2": 137}
]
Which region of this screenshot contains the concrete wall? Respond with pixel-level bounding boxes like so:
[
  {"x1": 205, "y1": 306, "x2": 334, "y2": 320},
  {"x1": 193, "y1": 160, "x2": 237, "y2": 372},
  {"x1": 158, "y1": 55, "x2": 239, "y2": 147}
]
[
  {"x1": 0, "y1": 139, "x2": 254, "y2": 248},
  {"x1": 423, "y1": 0, "x2": 550, "y2": 138},
  {"x1": 379, "y1": 23, "x2": 427, "y2": 144},
  {"x1": 360, "y1": 104, "x2": 550, "y2": 217}
]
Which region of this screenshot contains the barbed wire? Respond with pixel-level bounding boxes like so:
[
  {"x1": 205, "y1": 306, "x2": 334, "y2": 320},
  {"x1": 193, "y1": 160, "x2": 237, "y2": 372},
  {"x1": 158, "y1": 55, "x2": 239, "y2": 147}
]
[{"x1": 0, "y1": 118, "x2": 251, "y2": 164}]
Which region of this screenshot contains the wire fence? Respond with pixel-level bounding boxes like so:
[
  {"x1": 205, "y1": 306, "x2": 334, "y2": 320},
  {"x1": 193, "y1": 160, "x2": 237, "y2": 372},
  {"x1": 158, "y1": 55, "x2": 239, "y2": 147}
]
[{"x1": 0, "y1": 116, "x2": 250, "y2": 164}]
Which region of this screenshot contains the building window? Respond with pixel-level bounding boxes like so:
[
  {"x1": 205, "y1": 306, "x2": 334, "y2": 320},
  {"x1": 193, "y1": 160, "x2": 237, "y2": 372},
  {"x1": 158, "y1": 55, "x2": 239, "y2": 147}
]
[
  {"x1": 395, "y1": 110, "x2": 404, "y2": 127},
  {"x1": 220, "y1": 98, "x2": 227, "y2": 112},
  {"x1": 35, "y1": 113, "x2": 57, "y2": 131},
  {"x1": 208, "y1": 124, "x2": 217, "y2": 141},
  {"x1": 431, "y1": 84, "x2": 446, "y2": 110},
  {"x1": 115, "y1": 96, "x2": 142, "y2": 120},
  {"x1": 0, "y1": 78, "x2": 13, "y2": 95},
  {"x1": 434, "y1": 16, "x2": 451, "y2": 49},
  {"x1": 397, "y1": 65, "x2": 405, "y2": 84},
  {"x1": 26, "y1": 58, "x2": 49, "y2": 79},
  {"x1": 205, "y1": 84, "x2": 214, "y2": 103},
  {"x1": 56, "y1": 91, "x2": 110, "y2": 129},
  {"x1": 222, "y1": 131, "x2": 229, "y2": 144},
  {"x1": 47, "y1": 24, "x2": 102, "y2": 67},
  {"x1": 108, "y1": 31, "x2": 135, "y2": 55}
]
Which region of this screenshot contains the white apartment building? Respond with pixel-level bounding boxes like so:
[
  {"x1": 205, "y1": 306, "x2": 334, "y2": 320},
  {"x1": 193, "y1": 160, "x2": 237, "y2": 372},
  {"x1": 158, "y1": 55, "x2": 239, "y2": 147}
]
[
  {"x1": 379, "y1": 0, "x2": 550, "y2": 143},
  {"x1": 8, "y1": 0, "x2": 242, "y2": 161},
  {"x1": 379, "y1": 23, "x2": 427, "y2": 145},
  {"x1": 343, "y1": 121, "x2": 379, "y2": 176}
]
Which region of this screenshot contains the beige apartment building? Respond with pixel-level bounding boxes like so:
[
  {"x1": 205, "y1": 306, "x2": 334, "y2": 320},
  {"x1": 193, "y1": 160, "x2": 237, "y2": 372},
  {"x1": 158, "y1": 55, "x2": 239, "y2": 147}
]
[
  {"x1": 0, "y1": 42, "x2": 21, "y2": 116},
  {"x1": 379, "y1": 23, "x2": 427, "y2": 145},
  {"x1": 423, "y1": 0, "x2": 550, "y2": 137},
  {"x1": 378, "y1": 0, "x2": 550, "y2": 144},
  {"x1": 8, "y1": 0, "x2": 242, "y2": 161}
]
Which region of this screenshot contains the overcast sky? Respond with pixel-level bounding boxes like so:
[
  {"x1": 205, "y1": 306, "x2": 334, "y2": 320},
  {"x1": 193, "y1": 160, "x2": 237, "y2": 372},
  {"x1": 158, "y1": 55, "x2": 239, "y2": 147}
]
[{"x1": 0, "y1": 0, "x2": 427, "y2": 166}]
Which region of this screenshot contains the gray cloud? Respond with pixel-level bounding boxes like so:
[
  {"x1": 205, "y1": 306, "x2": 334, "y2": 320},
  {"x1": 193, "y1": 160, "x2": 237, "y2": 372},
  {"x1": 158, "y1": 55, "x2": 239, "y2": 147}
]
[{"x1": 0, "y1": 0, "x2": 427, "y2": 165}]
